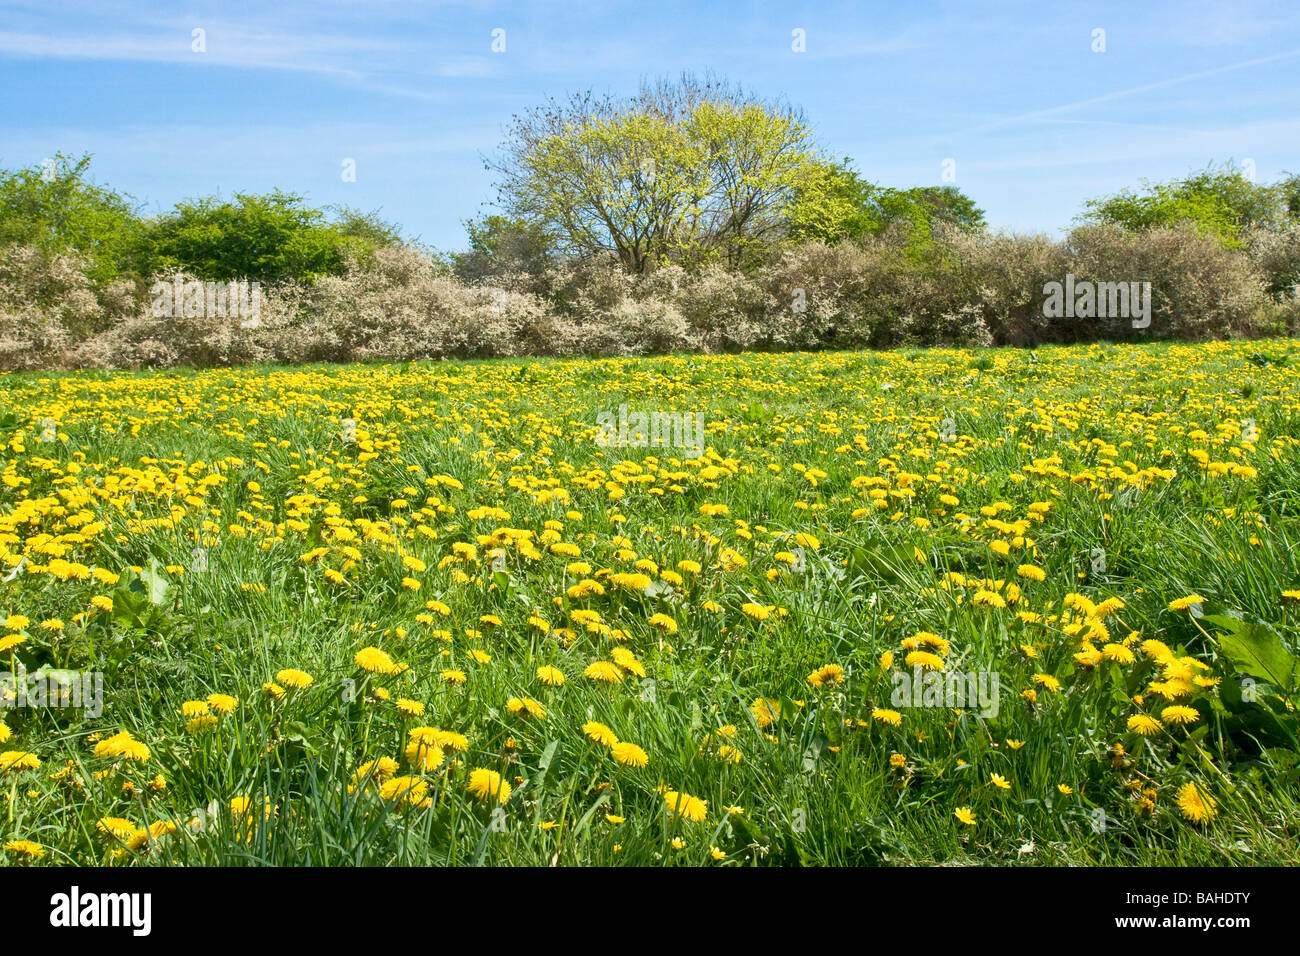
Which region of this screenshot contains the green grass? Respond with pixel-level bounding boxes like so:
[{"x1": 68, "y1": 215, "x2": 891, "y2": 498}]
[{"x1": 1, "y1": 338, "x2": 1298, "y2": 866}]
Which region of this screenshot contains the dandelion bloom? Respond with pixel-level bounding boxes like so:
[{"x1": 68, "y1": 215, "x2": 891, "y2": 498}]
[
  {"x1": 124, "y1": 820, "x2": 179, "y2": 851},
  {"x1": 904, "y1": 650, "x2": 945, "y2": 672},
  {"x1": 610, "y1": 742, "x2": 649, "y2": 768},
  {"x1": 3, "y1": 839, "x2": 44, "y2": 859},
  {"x1": 610, "y1": 647, "x2": 646, "y2": 678},
  {"x1": 567, "y1": 579, "x2": 606, "y2": 599},
  {"x1": 662, "y1": 790, "x2": 708, "y2": 822},
  {"x1": 395, "y1": 698, "x2": 425, "y2": 718},
  {"x1": 1161, "y1": 705, "x2": 1199, "y2": 726},
  {"x1": 647, "y1": 613, "x2": 678, "y2": 634},
  {"x1": 350, "y1": 757, "x2": 400, "y2": 791},
  {"x1": 914, "y1": 632, "x2": 951, "y2": 654},
  {"x1": 806, "y1": 664, "x2": 845, "y2": 688},
  {"x1": 609, "y1": 572, "x2": 652, "y2": 591},
  {"x1": 207, "y1": 693, "x2": 239, "y2": 714},
  {"x1": 536, "y1": 665, "x2": 565, "y2": 686},
  {"x1": 409, "y1": 727, "x2": 467, "y2": 756},
  {"x1": 400, "y1": 731, "x2": 445, "y2": 771},
  {"x1": 583, "y1": 721, "x2": 619, "y2": 747},
  {"x1": 276, "y1": 669, "x2": 314, "y2": 689},
  {"x1": 750, "y1": 698, "x2": 780, "y2": 729},
  {"x1": 94, "y1": 730, "x2": 150, "y2": 762},
  {"x1": 1168, "y1": 594, "x2": 1204, "y2": 612},
  {"x1": 1101, "y1": 643, "x2": 1136, "y2": 665},
  {"x1": 355, "y1": 647, "x2": 400, "y2": 675},
  {"x1": 440, "y1": 669, "x2": 467, "y2": 685},
  {"x1": 1176, "y1": 782, "x2": 1217, "y2": 824},
  {"x1": 1017, "y1": 564, "x2": 1046, "y2": 582},
  {"x1": 1141, "y1": 639, "x2": 1174, "y2": 661},
  {"x1": 380, "y1": 775, "x2": 429, "y2": 806},
  {"x1": 97, "y1": 817, "x2": 137, "y2": 840},
  {"x1": 584, "y1": 660, "x2": 624, "y2": 683},
  {"x1": 871, "y1": 708, "x2": 902, "y2": 727},
  {"x1": 467, "y1": 768, "x2": 512, "y2": 804},
  {"x1": 0, "y1": 750, "x2": 40, "y2": 772},
  {"x1": 186, "y1": 715, "x2": 217, "y2": 734},
  {"x1": 971, "y1": 590, "x2": 1006, "y2": 609},
  {"x1": 1031, "y1": 673, "x2": 1061, "y2": 693},
  {"x1": 1127, "y1": 714, "x2": 1163, "y2": 736},
  {"x1": 506, "y1": 697, "x2": 546, "y2": 719},
  {"x1": 229, "y1": 795, "x2": 256, "y2": 817}
]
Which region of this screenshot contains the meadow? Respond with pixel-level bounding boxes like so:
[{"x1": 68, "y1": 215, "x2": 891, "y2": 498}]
[{"x1": 1, "y1": 339, "x2": 1298, "y2": 866}]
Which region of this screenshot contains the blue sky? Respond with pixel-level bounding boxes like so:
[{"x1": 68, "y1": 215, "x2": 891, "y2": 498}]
[{"x1": 2, "y1": 0, "x2": 1298, "y2": 251}]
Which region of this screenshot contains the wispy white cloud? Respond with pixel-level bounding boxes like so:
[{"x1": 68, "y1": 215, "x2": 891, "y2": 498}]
[
  {"x1": 965, "y1": 47, "x2": 1300, "y2": 135},
  {"x1": 0, "y1": 20, "x2": 496, "y2": 82}
]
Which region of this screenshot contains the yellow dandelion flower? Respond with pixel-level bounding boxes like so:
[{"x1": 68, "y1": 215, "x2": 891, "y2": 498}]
[
  {"x1": 871, "y1": 707, "x2": 902, "y2": 726},
  {"x1": 4, "y1": 839, "x2": 44, "y2": 858},
  {"x1": 584, "y1": 660, "x2": 624, "y2": 683},
  {"x1": 535, "y1": 665, "x2": 565, "y2": 686},
  {"x1": 806, "y1": 663, "x2": 845, "y2": 688},
  {"x1": 662, "y1": 789, "x2": 708, "y2": 822},
  {"x1": 275, "y1": 669, "x2": 313, "y2": 689},
  {"x1": 1127, "y1": 714, "x2": 1164, "y2": 736},
  {"x1": 1175, "y1": 782, "x2": 1217, "y2": 824},
  {"x1": 610, "y1": 742, "x2": 649, "y2": 768},
  {"x1": 354, "y1": 646, "x2": 399, "y2": 674},
  {"x1": 1161, "y1": 704, "x2": 1200, "y2": 726},
  {"x1": 379, "y1": 775, "x2": 428, "y2": 806},
  {"x1": 583, "y1": 721, "x2": 619, "y2": 747},
  {"x1": 467, "y1": 768, "x2": 512, "y2": 804}
]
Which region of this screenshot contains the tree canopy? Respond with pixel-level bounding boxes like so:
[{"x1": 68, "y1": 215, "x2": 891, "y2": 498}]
[
  {"x1": 789, "y1": 158, "x2": 986, "y2": 246},
  {"x1": 1081, "y1": 161, "x2": 1297, "y2": 246},
  {"x1": 148, "y1": 190, "x2": 353, "y2": 282},
  {"x1": 0, "y1": 152, "x2": 148, "y2": 284},
  {"x1": 490, "y1": 74, "x2": 819, "y2": 272}
]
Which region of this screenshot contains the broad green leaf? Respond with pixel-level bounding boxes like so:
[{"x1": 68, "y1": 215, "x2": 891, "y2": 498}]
[{"x1": 1210, "y1": 618, "x2": 1297, "y2": 692}]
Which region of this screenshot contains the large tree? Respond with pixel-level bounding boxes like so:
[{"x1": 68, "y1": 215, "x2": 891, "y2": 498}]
[{"x1": 490, "y1": 74, "x2": 819, "y2": 272}]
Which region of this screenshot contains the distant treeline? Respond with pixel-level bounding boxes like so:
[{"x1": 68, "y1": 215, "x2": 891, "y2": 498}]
[{"x1": 3, "y1": 75, "x2": 1299, "y2": 370}]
